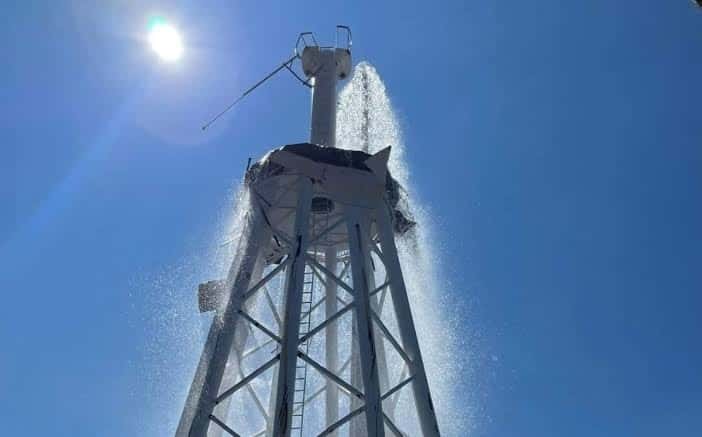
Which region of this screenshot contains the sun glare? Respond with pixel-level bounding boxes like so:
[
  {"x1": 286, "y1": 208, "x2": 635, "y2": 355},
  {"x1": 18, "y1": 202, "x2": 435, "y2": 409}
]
[{"x1": 148, "y1": 18, "x2": 183, "y2": 62}]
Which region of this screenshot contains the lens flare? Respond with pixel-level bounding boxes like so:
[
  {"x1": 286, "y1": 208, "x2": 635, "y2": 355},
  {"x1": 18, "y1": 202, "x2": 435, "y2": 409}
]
[{"x1": 148, "y1": 18, "x2": 183, "y2": 62}]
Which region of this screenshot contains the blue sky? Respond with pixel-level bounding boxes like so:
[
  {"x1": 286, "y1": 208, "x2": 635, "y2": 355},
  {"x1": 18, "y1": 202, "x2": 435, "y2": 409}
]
[{"x1": 2, "y1": 1, "x2": 701, "y2": 436}]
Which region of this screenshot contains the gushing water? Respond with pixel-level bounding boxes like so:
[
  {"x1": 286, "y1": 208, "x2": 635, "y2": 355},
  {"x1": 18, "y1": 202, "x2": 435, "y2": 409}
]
[{"x1": 337, "y1": 62, "x2": 470, "y2": 435}]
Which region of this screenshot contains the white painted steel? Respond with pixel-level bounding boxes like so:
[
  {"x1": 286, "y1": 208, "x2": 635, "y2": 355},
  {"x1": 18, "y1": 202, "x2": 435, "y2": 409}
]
[
  {"x1": 179, "y1": 175, "x2": 441, "y2": 436},
  {"x1": 178, "y1": 30, "x2": 442, "y2": 437},
  {"x1": 271, "y1": 178, "x2": 314, "y2": 436},
  {"x1": 375, "y1": 207, "x2": 441, "y2": 437},
  {"x1": 301, "y1": 47, "x2": 351, "y2": 146},
  {"x1": 346, "y1": 207, "x2": 385, "y2": 437},
  {"x1": 176, "y1": 205, "x2": 271, "y2": 437},
  {"x1": 324, "y1": 246, "x2": 340, "y2": 433},
  {"x1": 210, "y1": 259, "x2": 266, "y2": 437}
]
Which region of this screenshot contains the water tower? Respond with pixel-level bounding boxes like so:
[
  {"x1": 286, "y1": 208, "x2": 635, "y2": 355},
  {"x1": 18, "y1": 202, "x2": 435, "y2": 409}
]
[{"x1": 177, "y1": 28, "x2": 441, "y2": 437}]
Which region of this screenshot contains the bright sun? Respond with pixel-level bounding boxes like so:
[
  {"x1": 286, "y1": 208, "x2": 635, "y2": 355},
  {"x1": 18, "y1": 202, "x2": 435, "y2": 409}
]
[{"x1": 148, "y1": 18, "x2": 183, "y2": 62}]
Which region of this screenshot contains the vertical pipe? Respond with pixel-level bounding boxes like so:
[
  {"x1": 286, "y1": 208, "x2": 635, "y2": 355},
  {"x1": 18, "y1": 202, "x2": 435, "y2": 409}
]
[
  {"x1": 324, "y1": 246, "x2": 339, "y2": 432},
  {"x1": 375, "y1": 207, "x2": 441, "y2": 437},
  {"x1": 176, "y1": 202, "x2": 270, "y2": 437},
  {"x1": 271, "y1": 178, "x2": 314, "y2": 437},
  {"x1": 346, "y1": 206, "x2": 385, "y2": 437}
]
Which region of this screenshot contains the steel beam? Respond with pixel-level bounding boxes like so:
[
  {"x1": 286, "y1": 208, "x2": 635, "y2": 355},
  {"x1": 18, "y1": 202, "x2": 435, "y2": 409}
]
[
  {"x1": 176, "y1": 204, "x2": 270, "y2": 437},
  {"x1": 375, "y1": 206, "x2": 441, "y2": 437},
  {"x1": 211, "y1": 260, "x2": 266, "y2": 437},
  {"x1": 346, "y1": 206, "x2": 385, "y2": 437},
  {"x1": 270, "y1": 178, "x2": 313, "y2": 437}
]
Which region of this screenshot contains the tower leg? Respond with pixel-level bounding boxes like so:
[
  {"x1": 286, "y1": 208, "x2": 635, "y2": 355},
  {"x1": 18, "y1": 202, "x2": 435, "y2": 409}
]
[
  {"x1": 369, "y1": 257, "x2": 391, "y2": 402},
  {"x1": 210, "y1": 259, "x2": 266, "y2": 437},
  {"x1": 324, "y1": 246, "x2": 339, "y2": 434},
  {"x1": 265, "y1": 343, "x2": 280, "y2": 436},
  {"x1": 350, "y1": 307, "x2": 365, "y2": 435},
  {"x1": 346, "y1": 206, "x2": 385, "y2": 437},
  {"x1": 176, "y1": 204, "x2": 270, "y2": 437},
  {"x1": 375, "y1": 207, "x2": 441, "y2": 437},
  {"x1": 271, "y1": 178, "x2": 314, "y2": 437}
]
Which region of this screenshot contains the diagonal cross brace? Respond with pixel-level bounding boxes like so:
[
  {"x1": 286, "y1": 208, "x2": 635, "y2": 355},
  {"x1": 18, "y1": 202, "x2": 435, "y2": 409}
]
[
  {"x1": 216, "y1": 354, "x2": 280, "y2": 404},
  {"x1": 298, "y1": 301, "x2": 355, "y2": 345},
  {"x1": 306, "y1": 255, "x2": 355, "y2": 296}
]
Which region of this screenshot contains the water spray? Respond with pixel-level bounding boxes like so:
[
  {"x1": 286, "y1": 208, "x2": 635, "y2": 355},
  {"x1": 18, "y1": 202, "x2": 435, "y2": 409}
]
[{"x1": 177, "y1": 28, "x2": 442, "y2": 437}]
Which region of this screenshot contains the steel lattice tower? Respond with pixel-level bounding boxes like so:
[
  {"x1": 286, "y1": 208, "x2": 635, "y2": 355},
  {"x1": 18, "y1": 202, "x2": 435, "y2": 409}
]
[{"x1": 177, "y1": 28, "x2": 441, "y2": 437}]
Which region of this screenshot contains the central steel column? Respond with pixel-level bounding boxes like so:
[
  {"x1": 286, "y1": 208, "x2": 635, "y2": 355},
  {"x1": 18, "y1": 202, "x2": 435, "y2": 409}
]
[
  {"x1": 310, "y1": 49, "x2": 338, "y2": 146},
  {"x1": 301, "y1": 46, "x2": 350, "y2": 147}
]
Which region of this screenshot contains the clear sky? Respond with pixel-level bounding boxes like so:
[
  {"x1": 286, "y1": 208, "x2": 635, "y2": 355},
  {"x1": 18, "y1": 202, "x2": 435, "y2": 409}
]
[{"x1": 2, "y1": 1, "x2": 701, "y2": 436}]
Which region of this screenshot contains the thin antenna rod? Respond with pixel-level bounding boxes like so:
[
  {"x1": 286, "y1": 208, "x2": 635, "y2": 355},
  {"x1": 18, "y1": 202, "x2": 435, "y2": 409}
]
[{"x1": 202, "y1": 54, "x2": 299, "y2": 131}]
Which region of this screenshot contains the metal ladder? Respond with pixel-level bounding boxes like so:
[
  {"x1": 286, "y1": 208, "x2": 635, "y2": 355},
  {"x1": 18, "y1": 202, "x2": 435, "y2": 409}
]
[{"x1": 291, "y1": 263, "x2": 316, "y2": 435}]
